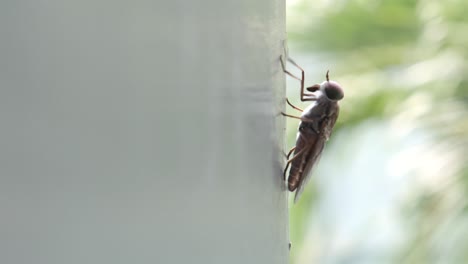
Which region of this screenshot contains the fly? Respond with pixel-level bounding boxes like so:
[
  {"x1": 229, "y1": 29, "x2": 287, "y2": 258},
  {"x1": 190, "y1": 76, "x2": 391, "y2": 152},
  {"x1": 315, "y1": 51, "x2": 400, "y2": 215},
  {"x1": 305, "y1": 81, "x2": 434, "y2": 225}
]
[{"x1": 280, "y1": 56, "x2": 344, "y2": 203}]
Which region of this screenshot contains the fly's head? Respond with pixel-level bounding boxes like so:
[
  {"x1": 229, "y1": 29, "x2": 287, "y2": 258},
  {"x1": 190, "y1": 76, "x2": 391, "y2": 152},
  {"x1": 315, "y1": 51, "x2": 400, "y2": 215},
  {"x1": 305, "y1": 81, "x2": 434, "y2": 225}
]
[{"x1": 306, "y1": 70, "x2": 344, "y2": 102}]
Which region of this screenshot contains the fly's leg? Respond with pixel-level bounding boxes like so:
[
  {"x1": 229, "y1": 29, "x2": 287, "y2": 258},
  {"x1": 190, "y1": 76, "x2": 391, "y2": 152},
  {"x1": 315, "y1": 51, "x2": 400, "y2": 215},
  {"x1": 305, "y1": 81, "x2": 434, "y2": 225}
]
[
  {"x1": 286, "y1": 58, "x2": 316, "y2": 102},
  {"x1": 282, "y1": 146, "x2": 296, "y2": 159},
  {"x1": 281, "y1": 56, "x2": 317, "y2": 102},
  {"x1": 281, "y1": 113, "x2": 301, "y2": 120},
  {"x1": 283, "y1": 146, "x2": 309, "y2": 180},
  {"x1": 283, "y1": 146, "x2": 296, "y2": 180},
  {"x1": 283, "y1": 163, "x2": 290, "y2": 180},
  {"x1": 282, "y1": 112, "x2": 318, "y2": 134},
  {"x1": 286, "y1": 146, "x2": 296, "y2": 159},
  {"x1": 281, "y1": 112, "x2": 315, "y2": 123},
  {"x1": 286, "y1": 146, "x2": 309, "y2": 163},
  {"x1": 286, "y1": 98, "x2": 303, "y2": 112},
  {"x1": 280, "y1": 55, "x2": 302, "y2": 82}
]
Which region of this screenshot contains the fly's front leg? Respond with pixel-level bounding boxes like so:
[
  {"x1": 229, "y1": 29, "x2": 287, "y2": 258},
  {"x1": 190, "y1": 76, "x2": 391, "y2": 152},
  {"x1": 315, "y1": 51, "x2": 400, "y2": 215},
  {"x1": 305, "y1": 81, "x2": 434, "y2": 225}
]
[
  {"x1": 280, "y1": 55, "x2": 303, "y2": 83},
  {"x1": 283, "y1": 57, "x2": 316, "y2": 102}
]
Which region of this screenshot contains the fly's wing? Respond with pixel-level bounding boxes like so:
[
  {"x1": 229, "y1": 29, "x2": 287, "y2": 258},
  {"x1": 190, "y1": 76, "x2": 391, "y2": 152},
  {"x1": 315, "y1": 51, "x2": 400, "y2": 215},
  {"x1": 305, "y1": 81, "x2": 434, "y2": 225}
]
[{"x1": 293, "y1": 108, "x2": 339, "y2": 203}]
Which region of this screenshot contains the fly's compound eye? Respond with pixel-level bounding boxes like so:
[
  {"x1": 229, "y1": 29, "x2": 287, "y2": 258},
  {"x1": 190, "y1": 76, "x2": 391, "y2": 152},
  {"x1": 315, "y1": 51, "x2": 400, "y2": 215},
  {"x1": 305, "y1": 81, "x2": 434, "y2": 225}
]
[{"x1": 324, "y1": 81, "x2": 344, "y2": 101}]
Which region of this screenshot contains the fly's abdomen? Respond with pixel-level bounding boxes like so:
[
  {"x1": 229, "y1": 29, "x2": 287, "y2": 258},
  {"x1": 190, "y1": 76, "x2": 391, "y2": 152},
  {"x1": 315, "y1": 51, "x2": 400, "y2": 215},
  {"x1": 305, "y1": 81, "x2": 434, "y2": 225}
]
[
  {"x1": 287, "y1": 128, "x2": 321, "y2": 192},
  {"x1": 288, "y1": 168, "x2": 301, "y2": 191},
  {"x1": 287, "y1": 141, "x2": 311, "y2": 191}
]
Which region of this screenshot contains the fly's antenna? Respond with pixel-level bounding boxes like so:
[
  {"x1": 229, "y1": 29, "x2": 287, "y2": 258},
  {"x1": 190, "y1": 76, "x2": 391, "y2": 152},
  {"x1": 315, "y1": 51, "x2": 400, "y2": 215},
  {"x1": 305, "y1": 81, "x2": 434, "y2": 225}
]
[{"x1": 326, "y1": 70, "x2": 330, "y2": 82}]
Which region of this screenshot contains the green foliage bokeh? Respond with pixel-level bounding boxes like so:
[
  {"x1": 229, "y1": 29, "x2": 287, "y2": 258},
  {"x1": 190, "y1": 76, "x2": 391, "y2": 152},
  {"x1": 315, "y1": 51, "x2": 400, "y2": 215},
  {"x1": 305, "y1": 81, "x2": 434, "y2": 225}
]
[{"x1": 286, "y1": 0, "x2": 468, "y2": 263}]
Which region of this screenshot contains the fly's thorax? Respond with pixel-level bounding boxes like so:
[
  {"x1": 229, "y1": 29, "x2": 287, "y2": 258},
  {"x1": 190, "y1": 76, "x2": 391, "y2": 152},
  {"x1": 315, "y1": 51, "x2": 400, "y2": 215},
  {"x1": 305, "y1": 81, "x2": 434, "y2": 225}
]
[
  {"x1": 300, "y1": 92, "x2": 331, "y2": 120},
  {"x1": 300, "y1": 101, "x2": 316, "y2": 118},
  {"x1": 300, "y1": 90, "x2": 324, "y2": 118}
]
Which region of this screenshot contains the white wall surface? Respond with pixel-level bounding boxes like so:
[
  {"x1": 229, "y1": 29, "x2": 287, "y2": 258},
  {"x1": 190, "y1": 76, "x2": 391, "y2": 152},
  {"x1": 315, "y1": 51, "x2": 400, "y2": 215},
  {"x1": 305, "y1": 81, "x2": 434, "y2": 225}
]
[{"x1": 0, "y1": 1, "x2": 288, "y2": 263}]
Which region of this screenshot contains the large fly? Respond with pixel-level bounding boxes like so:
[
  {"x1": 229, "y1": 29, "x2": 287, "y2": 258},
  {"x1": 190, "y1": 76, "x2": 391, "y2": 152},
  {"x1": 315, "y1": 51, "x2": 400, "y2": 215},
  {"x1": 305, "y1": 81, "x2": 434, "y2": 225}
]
[{"x1": 281, "y1": 56, "x2": 344, "y2": 203}]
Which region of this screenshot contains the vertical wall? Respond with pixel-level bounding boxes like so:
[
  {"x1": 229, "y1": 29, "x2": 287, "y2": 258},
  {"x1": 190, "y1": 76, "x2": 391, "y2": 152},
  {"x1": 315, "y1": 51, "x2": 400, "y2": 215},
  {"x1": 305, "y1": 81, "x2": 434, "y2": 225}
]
[{"x1": 0, "y1": 1, "x2": 287, "y2": 263}]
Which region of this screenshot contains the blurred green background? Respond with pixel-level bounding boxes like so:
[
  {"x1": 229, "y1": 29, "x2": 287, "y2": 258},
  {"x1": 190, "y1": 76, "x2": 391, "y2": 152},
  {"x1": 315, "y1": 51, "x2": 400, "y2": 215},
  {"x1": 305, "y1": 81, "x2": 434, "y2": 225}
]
[{"x1": 285, "y1": 0, "x2": 468, "y2": 263}]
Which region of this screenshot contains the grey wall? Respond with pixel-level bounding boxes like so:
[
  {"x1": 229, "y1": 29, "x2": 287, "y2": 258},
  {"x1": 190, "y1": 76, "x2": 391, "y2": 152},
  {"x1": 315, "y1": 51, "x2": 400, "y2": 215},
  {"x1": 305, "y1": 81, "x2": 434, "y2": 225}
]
[{"x1": 0, "y1": 1, "x2": 287, "y2": 263}]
